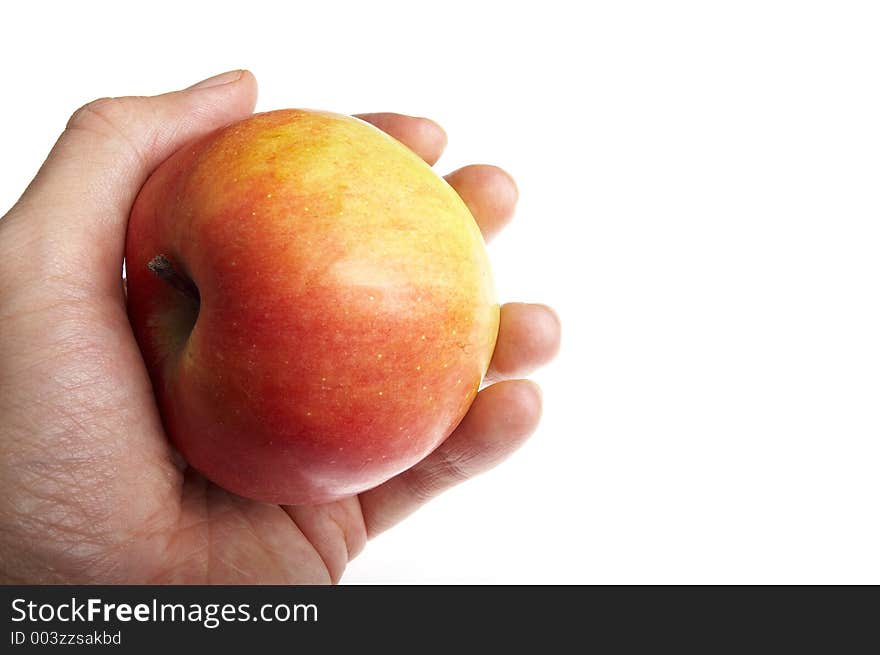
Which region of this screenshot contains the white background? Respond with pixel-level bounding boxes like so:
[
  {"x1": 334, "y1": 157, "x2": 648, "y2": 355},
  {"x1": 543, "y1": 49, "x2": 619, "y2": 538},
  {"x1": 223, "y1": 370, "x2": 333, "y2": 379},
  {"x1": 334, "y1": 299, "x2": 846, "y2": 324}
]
[{"x1": 2, "y1": 1, "x2": 878, "y2": 583}]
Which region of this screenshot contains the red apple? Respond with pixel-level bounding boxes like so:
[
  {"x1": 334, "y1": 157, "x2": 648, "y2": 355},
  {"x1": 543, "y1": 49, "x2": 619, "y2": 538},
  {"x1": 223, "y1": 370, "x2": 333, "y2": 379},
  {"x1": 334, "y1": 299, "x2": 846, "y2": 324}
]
[{"x1": 125, "y1": 109, "x2": 499, "y2": 504}]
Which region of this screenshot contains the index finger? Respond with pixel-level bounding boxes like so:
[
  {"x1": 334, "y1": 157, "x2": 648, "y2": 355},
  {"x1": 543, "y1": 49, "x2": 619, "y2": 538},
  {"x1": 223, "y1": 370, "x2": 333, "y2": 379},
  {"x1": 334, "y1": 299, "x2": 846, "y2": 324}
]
[{"x1": 355, "y1": 112, "x2": 448, "y2": 165}]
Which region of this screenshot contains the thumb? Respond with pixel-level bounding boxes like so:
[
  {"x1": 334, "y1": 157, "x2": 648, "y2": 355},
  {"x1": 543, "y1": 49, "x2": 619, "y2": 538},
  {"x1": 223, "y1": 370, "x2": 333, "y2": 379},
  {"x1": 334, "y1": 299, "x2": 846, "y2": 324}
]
[{"x1": 1, "y1": 70, "x2": 257, "y2": 295}]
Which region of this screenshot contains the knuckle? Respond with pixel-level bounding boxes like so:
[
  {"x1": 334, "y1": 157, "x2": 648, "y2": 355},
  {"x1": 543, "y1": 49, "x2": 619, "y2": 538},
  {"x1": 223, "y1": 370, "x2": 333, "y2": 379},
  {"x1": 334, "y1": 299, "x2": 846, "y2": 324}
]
[
  {"x1": 65, "y1": 96, "x2": 144, "y2": 137},
  {"x1": 63, "y1": 96, "x2": 151, "y2": 166},
  {"x1": 66, "y1": 97, "x2": 116, "y2": 130},
  {"x1": 405, "y1": 449, "x2": 471, "y2": 503}
]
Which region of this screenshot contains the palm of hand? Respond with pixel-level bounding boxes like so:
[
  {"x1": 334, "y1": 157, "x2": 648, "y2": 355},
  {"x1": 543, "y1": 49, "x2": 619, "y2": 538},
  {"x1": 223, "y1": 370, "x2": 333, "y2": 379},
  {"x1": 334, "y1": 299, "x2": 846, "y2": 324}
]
[{"x1": 0, "y1": 71, "x2": 559, "y2": 584}]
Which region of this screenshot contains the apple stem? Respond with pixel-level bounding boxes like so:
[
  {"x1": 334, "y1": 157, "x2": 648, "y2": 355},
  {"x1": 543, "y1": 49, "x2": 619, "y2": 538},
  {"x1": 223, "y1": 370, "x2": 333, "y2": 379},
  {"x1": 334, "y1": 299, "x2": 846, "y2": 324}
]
[{"x1": 147, "y1": 255, "x2": 200, "y2": 303}]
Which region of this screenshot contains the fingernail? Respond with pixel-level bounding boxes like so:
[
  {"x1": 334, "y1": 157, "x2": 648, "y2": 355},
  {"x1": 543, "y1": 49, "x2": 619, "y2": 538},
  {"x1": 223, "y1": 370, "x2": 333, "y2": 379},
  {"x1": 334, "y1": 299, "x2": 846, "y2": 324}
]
[{"x1": 188, "y1": 69, "x2": 243, "y2": 90}]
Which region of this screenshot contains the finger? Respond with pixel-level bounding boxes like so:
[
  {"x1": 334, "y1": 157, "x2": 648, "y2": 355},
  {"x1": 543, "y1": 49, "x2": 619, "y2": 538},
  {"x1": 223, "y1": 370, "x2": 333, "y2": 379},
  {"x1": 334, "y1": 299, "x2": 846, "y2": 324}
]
[
  {"x1": 355, "y1": 113, "x2": 447, "y2": 165},
  {"x1": 444, "y1": 165, "x2": 518, "y2": 242},
  {"x1": 283, "y1": 497, "x2": 367, "y2": 584},
  {"x1": 485, "y1": 303, "x2": 561, "y2": 384},
  {"x1": 4, "y1": 70, "x2": 258, "y2": 295},
  {"x1": 359, "y1": 380, "x2": 542, "y2": 537}
]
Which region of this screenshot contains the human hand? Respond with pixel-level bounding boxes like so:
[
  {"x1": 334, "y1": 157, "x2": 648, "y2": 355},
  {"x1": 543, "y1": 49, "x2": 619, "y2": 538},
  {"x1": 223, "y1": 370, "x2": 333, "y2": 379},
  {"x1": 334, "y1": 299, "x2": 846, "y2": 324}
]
[{"x1": 0, "y1": 70, "x2": 560, "y2": 583}]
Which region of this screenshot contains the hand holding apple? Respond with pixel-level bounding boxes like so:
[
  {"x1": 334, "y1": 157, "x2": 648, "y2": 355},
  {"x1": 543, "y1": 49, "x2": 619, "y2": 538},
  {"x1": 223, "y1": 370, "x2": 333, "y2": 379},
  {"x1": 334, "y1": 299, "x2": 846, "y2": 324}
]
[{"x1": 0, "y1": 71, "x2": 560, "y2": 583}]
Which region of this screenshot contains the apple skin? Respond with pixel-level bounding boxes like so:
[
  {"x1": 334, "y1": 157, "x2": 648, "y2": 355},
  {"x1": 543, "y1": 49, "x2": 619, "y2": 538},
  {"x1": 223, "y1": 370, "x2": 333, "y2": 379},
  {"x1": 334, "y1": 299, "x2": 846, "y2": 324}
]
[{"x1": 125, "y1": 109, "x2": 499, "y2": 505}]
